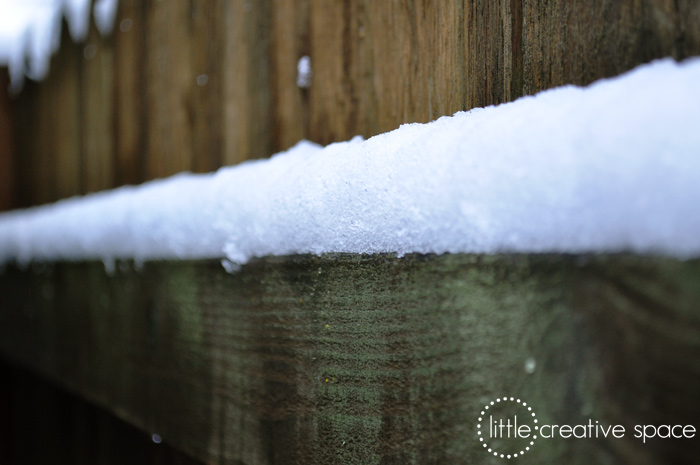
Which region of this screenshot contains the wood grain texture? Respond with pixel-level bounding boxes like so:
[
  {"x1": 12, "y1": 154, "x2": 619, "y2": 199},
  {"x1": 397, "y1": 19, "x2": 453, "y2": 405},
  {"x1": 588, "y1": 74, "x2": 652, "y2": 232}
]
[
  {"x1": 1, "y1": 254, "x2": 699, "y2": 464},
  {"x1": 6, "y1": 0, "x2": 700, "y2": 208}
]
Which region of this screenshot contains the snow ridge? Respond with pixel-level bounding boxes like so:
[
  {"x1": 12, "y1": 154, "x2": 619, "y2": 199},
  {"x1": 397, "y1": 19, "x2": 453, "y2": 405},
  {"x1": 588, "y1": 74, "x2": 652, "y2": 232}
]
[{"x1": 1, "y1": 58, "x2": 699, "y2": 270}]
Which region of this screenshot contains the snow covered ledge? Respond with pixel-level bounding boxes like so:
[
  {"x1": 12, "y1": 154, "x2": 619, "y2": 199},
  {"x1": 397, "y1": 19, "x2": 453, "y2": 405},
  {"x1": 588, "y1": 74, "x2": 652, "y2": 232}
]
[
  {"x1": 1, "y1": 58, "x2": 700, "y2": 465},
  {"x1": 1, "y1": 58, "x2": 699, "y2": 271}
]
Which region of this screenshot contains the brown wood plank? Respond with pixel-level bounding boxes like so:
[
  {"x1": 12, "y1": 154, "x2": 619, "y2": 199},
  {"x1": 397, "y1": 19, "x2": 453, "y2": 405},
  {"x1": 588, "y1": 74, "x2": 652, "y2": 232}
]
[
  {"x1": 52, "y1": 34, "x2": 84, "y2": 201},
  {"x1": 143, "y1": 0, "x2": 194, "y2": 178},
  {"x1": 222, "y1": 0, "x2": 274, "y2": 166},
  {"x1": 82, "y1": 20, "x2": 115, "y2": 194},
  {"x1": 113, "y1": 0, "x2": 147, "y2": 187},
  {"x1": 270, "y1": 0, "x2": 311, "y2": 153},
  {"x1": 10, "y1": 23, "x2": 83, "y2": 207},
  {"x1": 0, "y1": 69, "x2": 15, "y2": 211},
  {"x1": 190, "y1": 1, "x2": 225, "y2": 173},
  {"x1": 1, "y1": 254, "x2": 699, "y2": 464}
]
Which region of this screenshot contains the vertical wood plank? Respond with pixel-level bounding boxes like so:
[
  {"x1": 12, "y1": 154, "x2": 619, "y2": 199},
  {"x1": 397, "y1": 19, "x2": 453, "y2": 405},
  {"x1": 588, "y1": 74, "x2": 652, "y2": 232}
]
[
  {"x1": 0, "y1": 70, "x2": 15, "y2": 211},
  {"x1": 82, "y1": 21, "x2": 115, "y2": 194},
  {"x1": 113, "y1": 0, "x2": 147, "y2": 187},
  {"x1": 10, "y1": 79, "x2": 38, "y2": 208},
  {"x1": 270, "y1": 0, "x2": 311, "y2": 152},
  {"x1": 190, "y1": 1, "x2": 225, "y2": 173},
  {"x1": 51, "y1": 26, "x2": 83, "y2": 202},
  {"x1": 222, "y1": 0, "x2": 273, "y2": 165},
  {"x1": 144, "y1": 0, "x2": 194, "y2": 178}
]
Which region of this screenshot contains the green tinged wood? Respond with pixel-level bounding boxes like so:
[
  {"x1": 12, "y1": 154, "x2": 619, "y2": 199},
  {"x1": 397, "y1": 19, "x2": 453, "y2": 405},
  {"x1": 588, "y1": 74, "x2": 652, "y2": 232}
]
[{"x1": 1, "y1": 253, "x2": 699, "y2": 464}]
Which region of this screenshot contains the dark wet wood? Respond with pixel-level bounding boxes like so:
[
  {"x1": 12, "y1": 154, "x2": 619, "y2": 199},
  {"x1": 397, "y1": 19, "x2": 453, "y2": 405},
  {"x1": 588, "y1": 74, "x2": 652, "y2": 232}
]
[
  {"x1": 6, "y1": 0, "x2": 700, "y2": 208},
  {"x1": 1, "y1": 254, "x2": 699, "y2": 464},
  {"x1": 0, "y1": 70, "x2": 14, "y2": 212},
  {"x1": 0, "y1": 360, "x2": 203, "y2": 465}
]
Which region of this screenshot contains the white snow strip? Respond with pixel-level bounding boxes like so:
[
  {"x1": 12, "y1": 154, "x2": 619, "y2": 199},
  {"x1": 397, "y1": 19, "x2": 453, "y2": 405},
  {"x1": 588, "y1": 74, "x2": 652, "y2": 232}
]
[
  {"x1": 1, "y1": 58, "x2": 700, "y2": 270},
  {"x1": 0, "y1": 0, "x2": 117, "y2": 91}
]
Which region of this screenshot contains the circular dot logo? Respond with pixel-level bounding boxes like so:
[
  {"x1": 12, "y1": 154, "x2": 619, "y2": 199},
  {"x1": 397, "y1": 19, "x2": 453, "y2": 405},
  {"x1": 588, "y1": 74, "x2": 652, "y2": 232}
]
[{"x1": 476, "y1": 397, "x2": 538, "y2": 460}]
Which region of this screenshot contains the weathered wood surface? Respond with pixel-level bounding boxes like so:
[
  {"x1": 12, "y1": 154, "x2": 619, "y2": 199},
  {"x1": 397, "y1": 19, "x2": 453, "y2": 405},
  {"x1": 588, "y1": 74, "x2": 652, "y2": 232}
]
[
  {"x1": 1, "y1": 253, "x2": 699, "y2": 464},
  {"x1": 7, "y1": 0, "x2": 700, "y2": 208}
]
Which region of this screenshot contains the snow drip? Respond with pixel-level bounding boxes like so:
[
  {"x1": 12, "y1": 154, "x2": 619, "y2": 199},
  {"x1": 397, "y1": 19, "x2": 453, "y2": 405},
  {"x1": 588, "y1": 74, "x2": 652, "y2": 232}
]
[
  {"x1": 1, "y1": 57, "x2": 700, "y2": 270},
  {"x1": 0, "y1": 0, "x2": 119, "y2": 92}
]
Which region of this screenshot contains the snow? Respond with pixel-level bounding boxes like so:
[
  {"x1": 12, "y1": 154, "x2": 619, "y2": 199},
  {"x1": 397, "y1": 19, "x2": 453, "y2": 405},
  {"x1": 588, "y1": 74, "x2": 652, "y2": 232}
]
[
  {"x1": 62, "y1": 0, "x2": 91, "y2": 41},
  {"x1": 0, "y1": 0, "x2": 117, "y2": 92},
  {"x1": 296, "y1": 55, "x2": 312, "y2": 89},
  {"x1": 1, "y1": 58, "x2": 700, "y2": 270},
  {"x1": 93, "y1": 0, "x2": 118, "y2": 36}
]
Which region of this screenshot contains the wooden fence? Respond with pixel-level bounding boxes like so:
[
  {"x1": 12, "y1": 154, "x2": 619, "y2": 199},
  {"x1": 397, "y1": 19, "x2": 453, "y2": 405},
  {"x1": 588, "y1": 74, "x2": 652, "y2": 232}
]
[
  {"x1": 1, "y1": 1, "x2": 700, "y2": 464},
  {"x1": 5, "y1": 0, "x2": 700, "y2": 208},
  {"x1": 0, "y1": 72, "x2": 14, "y2": 211},
  {"x1": 1, "y1": 255, "x2": 700, "y2": 464}
]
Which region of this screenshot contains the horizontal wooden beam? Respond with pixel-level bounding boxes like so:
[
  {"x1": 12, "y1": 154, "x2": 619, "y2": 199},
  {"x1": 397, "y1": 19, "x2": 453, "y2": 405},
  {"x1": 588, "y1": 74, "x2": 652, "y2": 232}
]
[{"x1": 1, "y1": 254, "x2": 699, "y2": 464}]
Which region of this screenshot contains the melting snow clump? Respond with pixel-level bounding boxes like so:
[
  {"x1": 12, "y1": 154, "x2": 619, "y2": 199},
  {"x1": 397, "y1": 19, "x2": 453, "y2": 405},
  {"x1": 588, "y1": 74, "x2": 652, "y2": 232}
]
[
  {"x1": 1, "y1": 58, "x2": 700, "y2": 269},
  {"x1": 296, "y1": 55, "x2": 312, "y2": 89}
]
